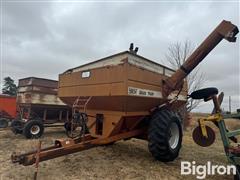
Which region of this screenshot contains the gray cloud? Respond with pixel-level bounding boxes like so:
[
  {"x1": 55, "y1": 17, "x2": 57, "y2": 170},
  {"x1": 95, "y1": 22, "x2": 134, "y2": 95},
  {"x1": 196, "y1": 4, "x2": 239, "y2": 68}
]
[{"x1": 1, "y1": 1, "x2": 239, "y2": 112}]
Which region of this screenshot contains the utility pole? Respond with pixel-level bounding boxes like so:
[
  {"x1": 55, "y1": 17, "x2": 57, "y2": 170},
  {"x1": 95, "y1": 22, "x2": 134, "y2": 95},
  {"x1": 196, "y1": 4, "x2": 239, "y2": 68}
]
[{"x1": 229, "y1": 96, "x2": 231, "y2": 113}]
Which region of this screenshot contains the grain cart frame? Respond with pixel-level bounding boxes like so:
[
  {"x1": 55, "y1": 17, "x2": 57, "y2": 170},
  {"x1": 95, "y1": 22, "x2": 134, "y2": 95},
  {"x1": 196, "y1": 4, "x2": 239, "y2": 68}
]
[{"x1": 12, "y1": 20, "x2": 238, "y2": 166}]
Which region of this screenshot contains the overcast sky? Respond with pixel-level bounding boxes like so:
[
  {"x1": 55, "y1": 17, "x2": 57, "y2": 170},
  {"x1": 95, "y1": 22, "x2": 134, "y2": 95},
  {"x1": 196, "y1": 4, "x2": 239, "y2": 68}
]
[{"x1": 1, "y1": 0, "x2": 239, "y2": 113}]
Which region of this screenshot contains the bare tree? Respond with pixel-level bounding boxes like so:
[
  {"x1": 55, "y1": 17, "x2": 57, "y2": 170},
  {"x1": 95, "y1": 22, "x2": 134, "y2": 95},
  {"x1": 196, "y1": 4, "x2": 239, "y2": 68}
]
[{"x1": 165, "y1": 40, "x2": 205, "y2": 112}]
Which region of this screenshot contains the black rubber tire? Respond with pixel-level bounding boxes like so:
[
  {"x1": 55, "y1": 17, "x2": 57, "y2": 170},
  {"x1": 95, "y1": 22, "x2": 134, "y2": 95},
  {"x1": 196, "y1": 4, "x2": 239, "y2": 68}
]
[
  {"x1": 190, "y1": 87, "x2": 218, "y2": 100},
  {"x1": 11, "y1": 119, "x2": 24, "y2": 134},
  {"x1": 148, "y1": 109, "x2": 183, "y2": 162},
  {"x1": 23, "y1": 120, "x2": 44, "y2": 139},
  {"x1": 0, "y1": 118, "x2": 9, "y2": 128}
]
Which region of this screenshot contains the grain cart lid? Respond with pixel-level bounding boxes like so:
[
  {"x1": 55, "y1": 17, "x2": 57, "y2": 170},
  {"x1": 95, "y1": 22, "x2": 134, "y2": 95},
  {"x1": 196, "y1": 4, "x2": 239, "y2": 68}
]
[
  {"x1": 63, "y1": 51, "x2": 176, "y2": 76},
  {"x1": 18, "y1": 77, "x2": 58, "y2": 94}
]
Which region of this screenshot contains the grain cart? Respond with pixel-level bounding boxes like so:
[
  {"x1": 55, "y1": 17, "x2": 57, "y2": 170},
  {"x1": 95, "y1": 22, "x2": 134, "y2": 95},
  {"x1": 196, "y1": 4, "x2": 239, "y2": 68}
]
[
  {"x1": 11, "y1": 20, "x2": 238, "y2": 166},
  {"x1": 11, "y1": 77, "x2": 71, "y2": 138}
]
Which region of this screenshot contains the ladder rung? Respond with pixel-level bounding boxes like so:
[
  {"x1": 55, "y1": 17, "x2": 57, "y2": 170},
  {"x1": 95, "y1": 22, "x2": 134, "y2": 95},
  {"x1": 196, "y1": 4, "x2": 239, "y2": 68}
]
[{"x1": 74, "y1": 104, "x2": 85, "y2": 106}]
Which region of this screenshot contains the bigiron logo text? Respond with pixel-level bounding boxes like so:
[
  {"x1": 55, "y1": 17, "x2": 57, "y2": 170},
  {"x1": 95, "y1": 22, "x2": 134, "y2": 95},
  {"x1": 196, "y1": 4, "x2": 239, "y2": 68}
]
[{"x1": 181, "y1": 161, "x2": 236, "y2": 179}]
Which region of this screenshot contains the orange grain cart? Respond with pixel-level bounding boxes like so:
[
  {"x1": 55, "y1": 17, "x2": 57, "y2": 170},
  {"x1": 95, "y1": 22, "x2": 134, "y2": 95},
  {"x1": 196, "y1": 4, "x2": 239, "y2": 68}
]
[{"x1": 11, "y1": 20, "x2": 238, "y2": 166}]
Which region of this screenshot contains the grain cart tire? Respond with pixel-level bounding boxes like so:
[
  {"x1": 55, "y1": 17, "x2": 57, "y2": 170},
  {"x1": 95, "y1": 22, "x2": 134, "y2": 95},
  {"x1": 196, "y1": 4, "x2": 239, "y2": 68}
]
[
  {"x1": 11, "y1": 119, "x2": 23, "y2": 134},
  {"x1": 148, "y1": 109, "x2": 183, "y2": 162},
  {"x1": 23, "y1": 120, "x2": 44, "y2": 139},
  {"x1": 0, "y1": 118, "x2": 9, "y2": 128}
]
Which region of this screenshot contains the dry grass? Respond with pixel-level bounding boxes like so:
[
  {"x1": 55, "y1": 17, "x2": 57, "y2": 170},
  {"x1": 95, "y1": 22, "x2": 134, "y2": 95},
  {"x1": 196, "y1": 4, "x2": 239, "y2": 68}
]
[{"x1": 0, "y1": 114, "x2": 238, "y2": 180}]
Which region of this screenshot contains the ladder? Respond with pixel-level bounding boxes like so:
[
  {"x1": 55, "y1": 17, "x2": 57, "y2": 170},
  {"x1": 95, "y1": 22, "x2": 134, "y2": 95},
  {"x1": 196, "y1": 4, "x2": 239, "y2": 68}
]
[{"x1": 72, "y1": 96, "x2": 92, "y2": 113}]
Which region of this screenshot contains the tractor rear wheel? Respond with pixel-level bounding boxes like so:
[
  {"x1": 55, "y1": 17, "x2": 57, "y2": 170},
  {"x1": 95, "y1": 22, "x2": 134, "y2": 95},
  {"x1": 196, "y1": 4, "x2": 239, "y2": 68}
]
[
  {"x1": 148, "y1": 109, "x2": 183, "y2": 162},
  {"x1": 23, "y1": 120, "x2": 44, "y2": 139}
]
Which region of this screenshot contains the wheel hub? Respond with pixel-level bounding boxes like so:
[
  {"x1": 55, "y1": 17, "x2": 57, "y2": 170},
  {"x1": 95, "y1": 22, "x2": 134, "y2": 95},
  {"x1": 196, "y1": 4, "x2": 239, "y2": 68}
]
[
  {"x1": 192, "y1": 126, "x2": 215, "y2": 147},
  {"x1": 30, "y1": 125, "x2": 40, "y2": 135},
  {"x1": 168, "y1": 123, "x2": 180, "y2": 149}
]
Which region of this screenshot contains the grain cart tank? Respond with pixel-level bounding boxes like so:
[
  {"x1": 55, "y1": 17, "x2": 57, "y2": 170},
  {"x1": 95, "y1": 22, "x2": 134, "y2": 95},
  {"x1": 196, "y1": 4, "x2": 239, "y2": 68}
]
[
  {"x1": 11, "y1": 20, "x2": 238, "y2": 166},
  {"x1": 58, "y1": 51, "x2": 188, "y2": 139},
  {"x1": 11, "y1": 77, "x2": 71, "y2": 138}
]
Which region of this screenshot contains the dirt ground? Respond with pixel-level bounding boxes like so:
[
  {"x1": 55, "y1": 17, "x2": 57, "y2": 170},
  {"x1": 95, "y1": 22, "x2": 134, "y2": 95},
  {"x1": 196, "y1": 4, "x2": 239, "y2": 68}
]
[{"x1": 0, "y1": 115, "x2": 238, "y2": 180}]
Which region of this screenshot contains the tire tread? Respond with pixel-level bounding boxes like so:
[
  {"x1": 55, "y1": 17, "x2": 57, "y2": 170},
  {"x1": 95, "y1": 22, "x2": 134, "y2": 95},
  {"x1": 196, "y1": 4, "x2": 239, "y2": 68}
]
[{"x1": 148, "y1": 109, "x2": 183, "y2": 162}]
